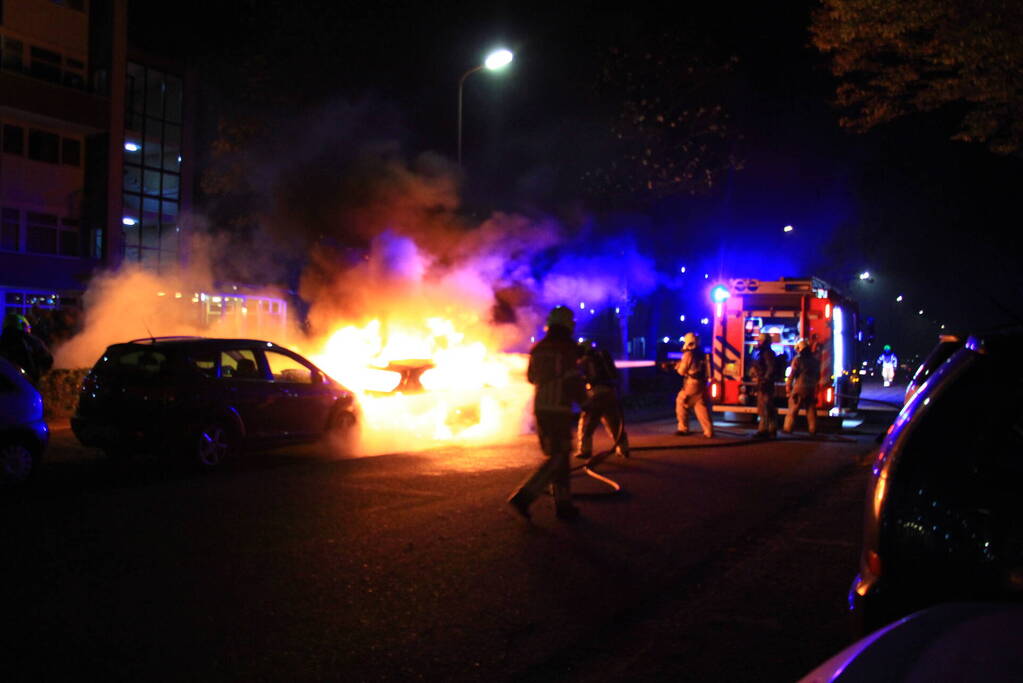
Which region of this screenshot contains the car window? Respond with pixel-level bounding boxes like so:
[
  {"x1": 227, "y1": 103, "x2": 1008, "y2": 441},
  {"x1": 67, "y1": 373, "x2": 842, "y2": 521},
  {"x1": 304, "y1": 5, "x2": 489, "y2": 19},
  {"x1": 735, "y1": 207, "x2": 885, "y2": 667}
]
[
  {"x1": 106, "y1": 348, "x2": 169, "y2": 379},
  {"x1": 265, "y1": 350, "x2": 317, "y2": 384},
  {"x1": 220, "y1": 349, "x2": 261, "y2": 380},
  {"x1": 189, "y1": 350, "x2": 218, "y2": 378}
]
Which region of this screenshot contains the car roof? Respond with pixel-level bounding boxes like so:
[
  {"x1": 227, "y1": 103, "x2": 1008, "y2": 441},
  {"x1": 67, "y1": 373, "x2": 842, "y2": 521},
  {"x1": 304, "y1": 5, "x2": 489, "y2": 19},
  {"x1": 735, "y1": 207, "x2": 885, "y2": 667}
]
[{"x1": 109, "y1": 337, "x2": 285, "y2": 351}]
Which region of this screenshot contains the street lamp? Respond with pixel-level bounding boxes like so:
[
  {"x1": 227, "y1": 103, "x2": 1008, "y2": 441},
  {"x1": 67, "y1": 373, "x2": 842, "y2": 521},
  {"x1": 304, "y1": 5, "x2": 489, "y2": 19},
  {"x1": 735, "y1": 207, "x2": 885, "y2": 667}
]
[{"x1": 457, "y1": 48, "x2": 513, "y2": 166}]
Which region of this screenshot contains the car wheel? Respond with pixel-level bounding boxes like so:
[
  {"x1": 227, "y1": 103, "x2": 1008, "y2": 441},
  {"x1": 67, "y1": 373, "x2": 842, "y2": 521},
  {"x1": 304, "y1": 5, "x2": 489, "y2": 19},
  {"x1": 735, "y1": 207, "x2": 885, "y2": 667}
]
[
  {"x1": 0, "y1": 441, "x2": 36, "y2": 487},
  {"x1": 195, "y1": 422, "x2": 234, "y2": 468}
]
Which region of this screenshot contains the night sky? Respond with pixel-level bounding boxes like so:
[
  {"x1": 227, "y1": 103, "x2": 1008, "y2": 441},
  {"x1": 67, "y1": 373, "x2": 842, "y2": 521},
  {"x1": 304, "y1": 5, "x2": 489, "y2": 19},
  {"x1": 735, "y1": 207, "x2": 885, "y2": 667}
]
[{"x1": 133, "y1": 1, "x2": 1023, "y2": 357}]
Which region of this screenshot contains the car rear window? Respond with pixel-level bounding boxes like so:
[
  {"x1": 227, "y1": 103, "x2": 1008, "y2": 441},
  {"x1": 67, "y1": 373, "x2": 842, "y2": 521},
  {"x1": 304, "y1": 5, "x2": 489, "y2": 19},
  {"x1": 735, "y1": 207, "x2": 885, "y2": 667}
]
[{"x1": 96, "y1": 347, "x2": 170, "y2": 380}]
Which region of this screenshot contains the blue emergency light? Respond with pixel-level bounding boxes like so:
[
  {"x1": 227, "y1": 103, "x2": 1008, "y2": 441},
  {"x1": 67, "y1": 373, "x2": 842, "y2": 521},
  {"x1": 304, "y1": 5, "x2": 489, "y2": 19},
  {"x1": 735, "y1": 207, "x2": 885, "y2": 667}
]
[{"x1": 710, "y1": 285, "x2": 730, "y2": 303}]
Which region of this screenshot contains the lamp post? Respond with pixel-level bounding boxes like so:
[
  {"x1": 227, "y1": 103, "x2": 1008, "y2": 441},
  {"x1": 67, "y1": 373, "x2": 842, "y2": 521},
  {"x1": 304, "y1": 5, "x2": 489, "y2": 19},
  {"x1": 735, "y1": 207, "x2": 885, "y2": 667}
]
[{"x1": 457, "y1": 48, "x2": 513, "y2": 166}]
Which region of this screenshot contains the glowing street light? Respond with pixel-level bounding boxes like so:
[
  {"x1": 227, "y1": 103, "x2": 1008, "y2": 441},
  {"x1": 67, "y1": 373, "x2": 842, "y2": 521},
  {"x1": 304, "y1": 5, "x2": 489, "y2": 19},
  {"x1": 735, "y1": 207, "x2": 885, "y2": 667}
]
[
  {"x1": 457, "y1": 48, "x2": 513, "y2": 165},
  {"x1": 859, "y1": 271, "x2": 871, "y2": 280},
  {"x1": 896, "y1": 295, "x2": 903, "y2": 302},
  {"x1": 783, "y1": 225, "x2": 794, "y2": 233}
]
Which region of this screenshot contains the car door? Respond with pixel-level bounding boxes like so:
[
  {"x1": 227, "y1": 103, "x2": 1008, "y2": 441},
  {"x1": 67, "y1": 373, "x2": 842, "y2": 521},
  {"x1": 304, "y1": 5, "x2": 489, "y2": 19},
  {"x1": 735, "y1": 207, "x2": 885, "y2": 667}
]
[
  {"x1": 261, "y1": 348, "x2": 336, "y2": 440},
  {"x1": 216, "y1": 347, "x2": 277, "y2": 440}
]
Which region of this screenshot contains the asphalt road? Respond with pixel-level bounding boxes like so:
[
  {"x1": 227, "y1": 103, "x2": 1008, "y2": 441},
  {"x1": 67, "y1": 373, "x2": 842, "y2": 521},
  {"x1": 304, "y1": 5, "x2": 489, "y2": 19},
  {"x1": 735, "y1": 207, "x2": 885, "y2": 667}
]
[{"x1": 3, "y1": 411, "x2": 890, "y2": 682}]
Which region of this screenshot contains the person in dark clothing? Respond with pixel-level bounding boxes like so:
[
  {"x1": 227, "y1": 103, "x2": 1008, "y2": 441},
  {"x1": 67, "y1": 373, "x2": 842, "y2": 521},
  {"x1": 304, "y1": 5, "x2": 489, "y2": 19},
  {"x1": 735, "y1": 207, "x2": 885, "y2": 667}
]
[
  {"x1": 0, "y1": 314, "x2": 53, "y2": 387},
  {"x1": 575, "y1": 338, "x2": 630, "y2": 460},
  {"x1": 749, "y1": 331, "x2": 778, "y2": 438},
  {"x1": 783, "y1": 339, "x2": 822, "y2": 435},
  {"x1": 508, "y1": 305, "x2": 586, "y2": 520}
]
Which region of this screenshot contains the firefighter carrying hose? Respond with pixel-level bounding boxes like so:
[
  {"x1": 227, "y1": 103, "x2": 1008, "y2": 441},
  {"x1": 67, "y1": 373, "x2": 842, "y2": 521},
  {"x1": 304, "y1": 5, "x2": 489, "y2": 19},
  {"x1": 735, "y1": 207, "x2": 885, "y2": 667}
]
[
  {"x1": 508, "y1": 305, "x2": 586, "y2": 521},
  {"x1": 783, "y1": 339, "x2": 821, "y2": 435},
  {"x1": 675, "y1": 332, "x2": 714, "y2": 437},
  {"x1": 575, "y1": 338, "x2": 630, "y2": 460}
]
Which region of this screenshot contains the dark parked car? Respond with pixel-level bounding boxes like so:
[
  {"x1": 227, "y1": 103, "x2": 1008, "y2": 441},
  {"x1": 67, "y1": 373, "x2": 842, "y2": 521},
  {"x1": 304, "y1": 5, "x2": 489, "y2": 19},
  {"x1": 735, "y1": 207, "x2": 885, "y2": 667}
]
[
  {"x1": 904, "y1": 333, "x2": 965, "y2": 404},
  {"x1": 802, "y1": 602, "x2": 1023, "y2": 682},
  {"x1": 850, "y1": 332, "x2": 1023, "y2": 634},
  {"x1": 0, "y1": 356, "x2": 49, "y2": 487},
  {"x1": 72, "y1": 337, "x2": 358, "y2": 467}
]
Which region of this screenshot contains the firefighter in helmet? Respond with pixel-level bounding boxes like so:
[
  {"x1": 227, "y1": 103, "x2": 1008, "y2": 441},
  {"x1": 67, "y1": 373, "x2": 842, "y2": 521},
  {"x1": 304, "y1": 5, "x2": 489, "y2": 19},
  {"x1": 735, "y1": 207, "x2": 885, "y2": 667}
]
[
  {"x1": 749, "y1": 331, "x2": 779, "y2": 438},
  {"x1": 575, "y1": 338, "x2": 630, "y2": 460},
  {"x1": 783, "y1": 338, "x2": 822, "y2": 435},
  {"x1": 0, "y1": 313, "x2": 53, "y2": 387},
  {"x1": 508, "y1": 305, "x2": 586, "y2": 520},
  {"x1": 877, "y1": 344, "x2": 898, "y2": 387},
  {"x1": 675, "y1": 332, "x2": 714, "y2": 437}
]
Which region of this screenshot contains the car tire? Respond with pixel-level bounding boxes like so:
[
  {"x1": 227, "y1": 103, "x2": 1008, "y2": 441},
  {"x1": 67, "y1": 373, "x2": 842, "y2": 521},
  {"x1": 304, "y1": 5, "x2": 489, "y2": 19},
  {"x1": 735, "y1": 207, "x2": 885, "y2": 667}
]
[
  {"x1": 195, "y1": 421, "x2": 235, "y2": 469},
  {"x1": 0, "y1": 440, "x2": 36, "y2": 487}
]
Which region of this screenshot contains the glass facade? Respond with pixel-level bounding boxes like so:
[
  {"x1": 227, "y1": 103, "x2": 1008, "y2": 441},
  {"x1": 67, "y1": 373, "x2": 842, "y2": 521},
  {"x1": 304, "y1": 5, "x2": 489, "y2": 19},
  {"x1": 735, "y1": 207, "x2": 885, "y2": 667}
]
[{"x1": 122, "y1": 62, "x2": 183, "y2": 272}]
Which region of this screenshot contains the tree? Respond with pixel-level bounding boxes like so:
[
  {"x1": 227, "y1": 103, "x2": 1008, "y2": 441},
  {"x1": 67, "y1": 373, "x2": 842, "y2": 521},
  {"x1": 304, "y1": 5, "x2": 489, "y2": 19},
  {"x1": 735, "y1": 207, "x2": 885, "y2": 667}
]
[
  {"x1": 811, "y1": 0, "x2": 1023, "y2": 154},
  {"x1": 583, "y1": 31, "x2": 744, "y2": 205}
]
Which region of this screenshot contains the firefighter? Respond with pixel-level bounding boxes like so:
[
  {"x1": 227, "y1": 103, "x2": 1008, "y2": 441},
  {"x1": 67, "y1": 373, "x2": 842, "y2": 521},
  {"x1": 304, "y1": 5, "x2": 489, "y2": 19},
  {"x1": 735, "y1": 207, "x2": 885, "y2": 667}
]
[
  {"x1": 877, "y1": 344, "x2": 898, "y2": 387},
  {"x1": 575, "y1": 338, "x2": 630, "y2": 460},
  {"x1": 783, "y1": 339, "x2": 821, "y2": 435},
  {"x1": 750, "y1": 331, "x2": 778, "y2": 438},
  {"x1": 675, "y1": 332, "x2": 714, "y2": 437},
  {"x1": 0, "y1": 313, "x2": 53, "y2": 387},
  {"x1": 508, "y1": 305, "x2": 586, "y2": 520}
]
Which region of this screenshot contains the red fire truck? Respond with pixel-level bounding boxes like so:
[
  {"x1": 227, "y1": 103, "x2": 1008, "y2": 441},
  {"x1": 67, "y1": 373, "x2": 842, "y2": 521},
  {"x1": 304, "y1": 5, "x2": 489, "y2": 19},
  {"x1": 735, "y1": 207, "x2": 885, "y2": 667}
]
[{"x1": 708, "y1": 277, "x2": 861, "y2": 419}]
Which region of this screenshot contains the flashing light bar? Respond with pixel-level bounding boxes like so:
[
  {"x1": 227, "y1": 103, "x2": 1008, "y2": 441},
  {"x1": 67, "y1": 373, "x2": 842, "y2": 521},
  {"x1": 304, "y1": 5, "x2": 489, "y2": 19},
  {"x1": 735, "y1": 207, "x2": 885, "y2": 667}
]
[
  {"x1": 711, "y1": 383, "x2": 719, "y2": 399},
  {"x1": 833, "y1": 306, "x2": 844, "y2": 402},
  {"x1": 825, "y1": 303, "x2": 832, "y2": 319},
  {"x1": 826, "y1": 386, "x2": 834, "y2": 404}
]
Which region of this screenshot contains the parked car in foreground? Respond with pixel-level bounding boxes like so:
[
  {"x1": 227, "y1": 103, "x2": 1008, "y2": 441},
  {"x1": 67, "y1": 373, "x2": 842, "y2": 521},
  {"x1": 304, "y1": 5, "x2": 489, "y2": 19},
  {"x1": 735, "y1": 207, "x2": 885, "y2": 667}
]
[
  {"x1": 72, "y1": 337, "x2": 358, "y2": 467},
  {"x1": 801, "y1": 602, "x2": 1023, "y2": 682},
  {"x1": 904, "y1": 333, "x2": 965, "y2": 404},
  {"x1": 0, "y1": 356, "x2": 49, "y2": 487},
  {"x1": 850, "y1": 332, "x2": 1023, "y2": 635}
]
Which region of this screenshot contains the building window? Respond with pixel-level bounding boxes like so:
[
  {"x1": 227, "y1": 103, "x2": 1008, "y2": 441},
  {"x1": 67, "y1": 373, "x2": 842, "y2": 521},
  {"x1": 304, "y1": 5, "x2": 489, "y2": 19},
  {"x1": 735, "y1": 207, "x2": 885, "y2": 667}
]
[
  {"x1": 28, "y1": 129, "x2": 60, "y2": 163},
  {"x1": 123, "y1": 61, "x2": 184, "y2": 272},
  {"x1": 59, "y1": 217, "x2": 80, "y2": 257},
  {"x1": 0, "y1": 36, "x2": 24, "y2": 72},
  {"x1": 2, "y1": 124, "x2": 23, "y2": 155},
  {"x1": 1, "y1": 208, "x2": 20, "y2": 251},
  {"x1": 29, "y1": 45, "x2": 62, "y2": 84},
  {"x1": 26, "y1": 212, "x2": 59, "y2": 254},
  {"x1": 61, "y1": 137, "x2": 81, "y2": 166}
]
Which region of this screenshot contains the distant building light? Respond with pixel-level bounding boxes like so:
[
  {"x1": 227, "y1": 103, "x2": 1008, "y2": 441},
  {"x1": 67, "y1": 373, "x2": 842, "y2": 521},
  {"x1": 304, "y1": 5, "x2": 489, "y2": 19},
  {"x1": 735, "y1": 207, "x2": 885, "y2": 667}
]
[
  {"x1": 579, "y1": 302, "x2": 586, "y2": 309},
  {"x1": 124, "y1": 141, "x2": 140, "y2": 152},
  {"x1": 918, "y1": 310, "x2": 924, "y2": 315},
  {"x1": 680, "y1": 266, "x2": 687, "y2": 273},
  {"x1": 679, "y1": 314, "x2": 686, "y2": 322},
  {"x1": 859, "y1": 271, "x2": 871, "y2": 280},
  {"x1": 679, "y1": 336, "x2": 685, "y2": 342},
  {"x1": 615, "y1": 307, "x2": 620, "y2": 315},
  {"x1": 783, "y1": 225, "x2": 794, "y2": 233},
  {"x1": 704, "y1": 273, "x2": 709, "y2": 279},
  {"x1": 122, "y1": 217, "x2": 137, "y2": 226},
  {"x1": 700, "y1": 317, "x2": 710, "y2": 325},
  {"x1": 579, "y1": 337, "x2": 585, "y2": 343},
  {"x1": 589, "y1": 309, "x2": 595, "y2": 315},
  {"x1": 896, "y1": 295, "x2": 903, "y2": 302},
  {"x1": 662, "y1": 336, "x2": 670, "y2": 344}
]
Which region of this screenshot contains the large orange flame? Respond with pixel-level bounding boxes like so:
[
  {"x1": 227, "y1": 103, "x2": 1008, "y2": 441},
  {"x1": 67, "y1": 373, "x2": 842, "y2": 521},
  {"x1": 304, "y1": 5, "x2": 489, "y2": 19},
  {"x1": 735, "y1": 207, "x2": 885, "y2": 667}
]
[{"x1": 311, "y1": 315, "x2": 532, "y2": 455}]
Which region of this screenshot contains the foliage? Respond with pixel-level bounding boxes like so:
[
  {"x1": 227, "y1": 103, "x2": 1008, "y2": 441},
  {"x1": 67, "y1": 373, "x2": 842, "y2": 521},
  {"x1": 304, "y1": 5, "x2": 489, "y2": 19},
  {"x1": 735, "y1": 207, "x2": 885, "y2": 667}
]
[
  {"x1": 39, "y1": 368, "x2": 89, "y2": 418},
  {"x1": 811, "y1": 0, "x2": 1023, "y2": 154},
  {"x1": 584, "y1": 32, "x2": 745, "y2": 204}
]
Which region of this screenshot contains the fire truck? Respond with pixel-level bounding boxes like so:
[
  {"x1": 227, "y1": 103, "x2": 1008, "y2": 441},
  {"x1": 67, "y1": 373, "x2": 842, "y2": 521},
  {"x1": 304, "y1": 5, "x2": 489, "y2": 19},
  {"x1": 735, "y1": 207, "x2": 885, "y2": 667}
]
[{"x1": 708, "y1": 277, "x2": 861, "y2": 419}]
